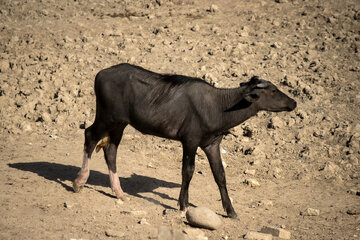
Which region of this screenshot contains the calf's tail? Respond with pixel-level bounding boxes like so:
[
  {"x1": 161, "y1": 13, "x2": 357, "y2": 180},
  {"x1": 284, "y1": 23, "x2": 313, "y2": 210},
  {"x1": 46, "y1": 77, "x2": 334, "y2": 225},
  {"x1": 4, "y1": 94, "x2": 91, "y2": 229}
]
[{"x1": 95, "y1": 136, "x2": 110, "y2": 153}]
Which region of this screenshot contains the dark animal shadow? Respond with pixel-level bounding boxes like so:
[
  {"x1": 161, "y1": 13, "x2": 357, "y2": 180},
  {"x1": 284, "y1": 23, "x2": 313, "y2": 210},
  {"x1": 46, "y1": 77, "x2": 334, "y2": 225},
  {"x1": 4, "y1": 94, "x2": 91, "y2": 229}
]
[{"x1": 8, "y1": 162, "x2": 180, "y2": 209}]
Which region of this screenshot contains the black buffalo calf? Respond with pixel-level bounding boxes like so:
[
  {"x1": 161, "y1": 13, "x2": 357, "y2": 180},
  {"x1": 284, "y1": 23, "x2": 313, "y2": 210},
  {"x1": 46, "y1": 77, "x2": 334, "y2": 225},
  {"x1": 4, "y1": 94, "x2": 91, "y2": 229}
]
[{"x1": 73, "y1": 63, "x2": 296, "y2": 218}]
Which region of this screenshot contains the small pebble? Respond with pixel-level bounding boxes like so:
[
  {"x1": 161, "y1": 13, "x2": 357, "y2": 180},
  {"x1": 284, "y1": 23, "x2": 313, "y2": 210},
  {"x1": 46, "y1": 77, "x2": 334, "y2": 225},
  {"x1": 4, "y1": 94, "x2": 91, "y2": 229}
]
[
  {"x1": 245, "y1": 178, "x2": 260, "y2": 187},
  {"x1": 260, "y1": 226, "x2": 291, "y2": 239},
  {"x1": 347, "y1": 209, "x2": 360, "y2": 215},
  {"x1": 50, "y1": 134, "x2": 59, "y2": 139},
  {"x1": 245, "y1": 169, "x2": 256, "y2": 175},
  {"x1": 105, "y1": 229, "x2": 124, "y2": 238},
  {"x1": 258, "y1": 200, "x2": 273, "y2": 209},
  {"x1": 300, "y1": 208, "x2": 320, "y2": 216},
  {"x1": 208, "y1": 4, "x2": 219, "y2": 12},
  {"x1": 244, "y1": 231, "x2": 273, "y2": 240},
  {"x1": 64, "y1": 201, "x2": 74, "y2": 209},
  {"x1": 191, "y1": 25, "x2": 200, "y2": 32},
  {"x1": 120, "y1": 210, "x2": 147, "y2": 216},
  {"x1": 139, "y1": 218, "x2": 150, "y2": 225},
  {"x1": 347, "y1": 189, "x2": 360, "y2": 196},
  {"x1": 222, "y1": 160, "x2": 228, "y2": 168}
]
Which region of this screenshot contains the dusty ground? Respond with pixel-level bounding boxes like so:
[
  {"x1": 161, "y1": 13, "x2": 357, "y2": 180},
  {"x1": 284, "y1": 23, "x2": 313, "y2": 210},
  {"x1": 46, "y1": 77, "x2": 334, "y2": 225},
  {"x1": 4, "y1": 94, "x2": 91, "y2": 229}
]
[{"x1": 0, "y1": 0, "x2": 359, "y2": 239}]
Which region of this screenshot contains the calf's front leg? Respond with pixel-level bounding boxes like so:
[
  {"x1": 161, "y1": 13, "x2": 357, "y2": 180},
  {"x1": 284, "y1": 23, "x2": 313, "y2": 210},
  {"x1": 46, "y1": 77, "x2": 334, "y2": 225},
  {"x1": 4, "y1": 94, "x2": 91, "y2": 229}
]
[{"x1": 202, "y1": 139, "x2": 237, "y2": 219}]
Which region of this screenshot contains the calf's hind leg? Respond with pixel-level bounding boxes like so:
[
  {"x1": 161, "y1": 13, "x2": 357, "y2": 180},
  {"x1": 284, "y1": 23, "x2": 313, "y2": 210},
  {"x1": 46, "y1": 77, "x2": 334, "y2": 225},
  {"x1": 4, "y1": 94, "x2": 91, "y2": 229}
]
[
  {"x1": 73, "y1": 122, "x2": 105, "y2": 193},
  {"x1": 178, "y1": 142, "x2": 198, "y2": 212},
  {"x1": 103, "y1": 123, "x2": 127, "y2": 199}
]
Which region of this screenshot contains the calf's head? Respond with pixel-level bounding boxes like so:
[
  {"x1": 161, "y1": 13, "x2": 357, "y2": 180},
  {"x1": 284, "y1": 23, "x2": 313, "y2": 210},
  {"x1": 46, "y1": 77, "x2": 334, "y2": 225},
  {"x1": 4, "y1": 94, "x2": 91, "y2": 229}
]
[{"x1": 242, "y1": 76, "x2": 297, "y2": 112}]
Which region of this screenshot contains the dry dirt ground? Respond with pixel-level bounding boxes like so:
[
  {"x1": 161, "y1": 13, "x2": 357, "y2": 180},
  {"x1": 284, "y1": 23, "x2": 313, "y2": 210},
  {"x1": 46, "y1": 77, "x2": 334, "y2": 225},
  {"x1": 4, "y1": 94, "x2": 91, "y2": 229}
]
[{"x1": 0, "y1": 0, "x2": 359, "y2": 239}]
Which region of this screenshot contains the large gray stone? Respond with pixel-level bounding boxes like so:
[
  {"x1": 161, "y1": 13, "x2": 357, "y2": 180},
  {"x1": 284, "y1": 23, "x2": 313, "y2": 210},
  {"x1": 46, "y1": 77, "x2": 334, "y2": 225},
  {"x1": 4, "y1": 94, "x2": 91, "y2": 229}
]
[{"x1": 186, "y1": 206, "x2": 222, "y2": 230}]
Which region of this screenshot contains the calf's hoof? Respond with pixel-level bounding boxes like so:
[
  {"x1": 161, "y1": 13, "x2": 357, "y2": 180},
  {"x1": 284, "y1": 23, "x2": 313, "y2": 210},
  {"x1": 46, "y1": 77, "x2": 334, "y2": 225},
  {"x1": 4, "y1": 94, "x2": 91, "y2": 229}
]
[
  {"x1": 227, "y1": 211, "x2": 238, "y2": 219},
  {"x1": 114, "y1": 191, "x2": 130, "y2": 201},
  {"x1": 72, "y1": 180, "x2": 84, "y2": 193},
  {"x1": 179, "y1": 206, "x2": 190, "y2": 217}
]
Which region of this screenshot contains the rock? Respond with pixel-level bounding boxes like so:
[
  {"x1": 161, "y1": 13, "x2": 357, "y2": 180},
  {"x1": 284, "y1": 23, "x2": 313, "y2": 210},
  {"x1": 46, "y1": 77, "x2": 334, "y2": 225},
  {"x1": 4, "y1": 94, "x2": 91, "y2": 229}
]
[
  {"x1": 245, "y1": 178, "x2": 260, "y2": 187},
  {"x1": 347, "y1": 209, "x2": 360, "y2": 215},
  {"x1": 138, "y1": 218, "x2": 150, "y2": 225},
  {"x1": 20, "y1": 122, "x2": 32, "y2": 132},
  {"x1": 41, "y1": 112, "x2": 52, "y2": 123},
  {"x1": 222, "y1": 160, "x2": 228, "y2": 168},
  {"x1": 64, "y1": 201, "x2": 74, "y2": 209},
  {"x1": 244, "y1": 169, "x2": 256, "y2": 175},
  {"x1": 186, "y1": 206, "x2": 222, "y2": 230},
  {"x1": 211, "y1": 26, "x2": 220, "y2": 35},
  {"x1": 158, "y1": 226, "x2": 190, "y2": 240},
  {"x1": 244, "y1": 231, "x2": 273, "y2": 240},
  {"x1": 260, "y1": 226, "x2": 291, "y2": 239},
  {"x1": 203, "y1": 73, "x2": 218, "y2": 86},
  {"x1": 208, "y1": 4, "x2": 219, "y2": 13},
  {"x1": 105, "y1": 229, "x2": 124, "y2": 238},
  {"x1": 272, "y1": 20, "x2": 281, "y2": 27},
  {"x1": 238, "y1": 26, "x2": 249, "y2": 37},
  {"x1": 281, "y1": 75, "x2": 298, "y2": 88},
  {"x1": 271, "y1": 42, "x2": 282, "y2": 49},
  {"x1": 50, "y1": 134, "x2": 59, "y2": 140},
  {"x1": 258, "y1": 200, "x2": 273, "y2": 209},
  {"x1": 347, "y1": 189, "x2": 360, "y2": 196},
  {"x1": 267, "y1": 116, "x2": 284, "y2": 129},
  {"x1": 320, "y1": 161, "x2": 340, "y2": 175},
  {"x1": 232, "y1": 43, "x2": 248, "y2": 56},
  {"x1": 300, "y1": 208, "x2": 320, "y2": 216},
  {"x1": 191, "y1": 25, "x2": 200, "y2": 32},
  {"x1": 183, "y1": 228, "x2": 208, "y2": 240},
  {"x1": 272, "y1": 167, "x2": 282, "y2": 178}
]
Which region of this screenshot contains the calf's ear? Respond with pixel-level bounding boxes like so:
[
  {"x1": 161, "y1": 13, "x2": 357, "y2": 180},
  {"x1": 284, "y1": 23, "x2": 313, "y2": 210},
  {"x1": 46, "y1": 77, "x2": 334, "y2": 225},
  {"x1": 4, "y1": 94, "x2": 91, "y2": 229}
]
[{"x1": 244, "y1": 93, "x2": 260, "y2": 102}]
